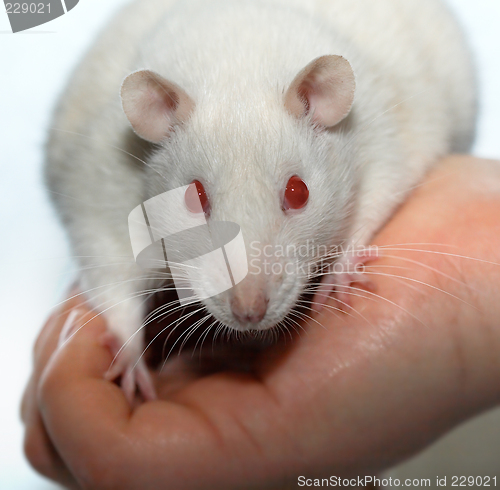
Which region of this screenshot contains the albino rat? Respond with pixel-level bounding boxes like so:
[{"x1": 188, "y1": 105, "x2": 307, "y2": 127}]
[{"x1": 45, "y1": 0, "x2": 477, "y2": 401}]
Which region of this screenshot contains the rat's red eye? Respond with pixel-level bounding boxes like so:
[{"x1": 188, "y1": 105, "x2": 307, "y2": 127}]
[
  {"x1": 283, "y1": 175, "x2": 309, "y2": 211},
  {"x1": 185, "y1": 180, "x2": 210, "y2": 214}
]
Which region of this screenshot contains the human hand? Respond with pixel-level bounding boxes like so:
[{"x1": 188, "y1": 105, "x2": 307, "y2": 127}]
[{"x1": 22, "y1": 156, "x2": 500, "y2": 489}]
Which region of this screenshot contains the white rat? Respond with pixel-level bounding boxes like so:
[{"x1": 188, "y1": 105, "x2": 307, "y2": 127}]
[{"x1": 45, "y1": 0, "x2": 477, "y2": 401}]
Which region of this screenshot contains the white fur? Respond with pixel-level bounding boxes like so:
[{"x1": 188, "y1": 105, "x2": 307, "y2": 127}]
[{"x1": 45, "y1": 0, "x2": 476, "y2": 353}]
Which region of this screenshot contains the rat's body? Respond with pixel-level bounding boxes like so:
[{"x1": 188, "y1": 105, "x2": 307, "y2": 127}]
[{"x1": 45, "y1": 0, "x2": 476, "y2": 398}]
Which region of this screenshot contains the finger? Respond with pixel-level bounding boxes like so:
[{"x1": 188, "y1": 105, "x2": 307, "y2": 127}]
[
  {"x1": 31, "y1": 286, "x2": 86, "y2": 376},
  {"x1": 21, "y1": 288, "x2": 88, "y2": 487},
  {"x1": 22, "y1": 345, "x2": 75, "y2": 486},
  {"x1": 23, "y1": 396, "x2": 79, "y2": 489},
  {"x1": 21, "y1": 305, "x2": 82, "y2": 428},
  {"x1": 38, "y1": 307, "x2": 134, "y2": 486}
]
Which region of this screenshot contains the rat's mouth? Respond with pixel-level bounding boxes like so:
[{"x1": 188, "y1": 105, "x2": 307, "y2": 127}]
[{"x1": 141, "y1": 284, "x2": 315, "y2": 374}]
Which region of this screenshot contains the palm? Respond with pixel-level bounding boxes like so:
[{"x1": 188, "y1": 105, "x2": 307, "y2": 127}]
[{"x1": 24, "y1": 157, "x2": 500, "y2": 489}]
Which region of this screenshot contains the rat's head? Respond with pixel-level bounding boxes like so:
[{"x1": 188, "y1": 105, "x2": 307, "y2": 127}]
[{"x1": 121, "y1": 55, "x2": 356, "y2": 332}]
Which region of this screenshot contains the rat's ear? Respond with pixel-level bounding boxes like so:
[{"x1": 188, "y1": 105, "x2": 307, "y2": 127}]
[
  {"x1": 121, "y1": 70, "x2": 194, "y2": 143},
  {"x1": 284, "y1": 55, "x2": 355, "y2": 127}
]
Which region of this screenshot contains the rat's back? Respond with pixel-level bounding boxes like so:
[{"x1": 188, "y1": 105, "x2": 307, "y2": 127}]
[{"x1": 47, "y1": 0, "x2": 475, "y2": 163}]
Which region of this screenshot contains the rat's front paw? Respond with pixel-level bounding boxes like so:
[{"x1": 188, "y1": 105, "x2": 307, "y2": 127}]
[
  {"x1": 312, "y1": 246, "x2": 380, "y2": 312},
  {"x1": 101, "y1": 332, "x2": 157, "y2": 404}
]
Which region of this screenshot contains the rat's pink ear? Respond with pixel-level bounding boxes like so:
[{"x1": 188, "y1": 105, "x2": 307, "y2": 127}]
[
  {"x1": 121, "y1": 70, "x2": 194, "y2": 143},
  {"x1": 284, "y1": 55, "x2": 355, "y2": 127}
]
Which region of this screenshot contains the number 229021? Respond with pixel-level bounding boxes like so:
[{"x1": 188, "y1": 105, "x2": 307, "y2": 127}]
[
  {"x1": 5, "y1": 3, "x2": 51, "y2": 14},
  {"x1": 452, "y1": 476, "x2": 497, "y2": 486}
]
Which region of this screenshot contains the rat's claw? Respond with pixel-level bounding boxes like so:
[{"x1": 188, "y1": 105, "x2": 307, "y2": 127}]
[
  {"x1": 312, "y1": 246, "x2": 380, "y2": 313},
  {"x1": 120, "y1": 360, "x2": 157, "y2": 405},
  {"x1": 101, "y1": 332, "x2": 157, "y2": 404},
  {"x1": 311, "y1": 274, "x2": 337, "y2": 313}
]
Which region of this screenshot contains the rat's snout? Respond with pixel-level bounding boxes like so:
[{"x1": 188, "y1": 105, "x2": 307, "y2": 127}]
[
  {"x1": 231, "y1": 293, "x2": 268, "y2": 324},
  {"x1": 230, "y1": 274, "x2": 269, "y2": 327}
]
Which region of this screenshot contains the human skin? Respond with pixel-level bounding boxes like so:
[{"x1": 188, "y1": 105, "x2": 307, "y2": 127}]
[{"x1": 21, "y1": 156, "x2": 500, "y2": 489}]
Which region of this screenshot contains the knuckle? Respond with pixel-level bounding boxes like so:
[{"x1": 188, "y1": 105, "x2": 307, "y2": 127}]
[
  {"x1": 75, "y1": 452, "x2": 124, "y2": 490},
  {"x1": 23, "y1": 426, "x2": 56, "y2": 480},
  {"x1": 37, "y1": 360, "x2": 58, "y2": 406},
  {"x1": 33, "y1": 313, "x2": 57, "y2": 358}
]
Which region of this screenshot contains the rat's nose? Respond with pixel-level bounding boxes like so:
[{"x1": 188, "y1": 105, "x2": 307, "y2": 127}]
[
  {"x1": 229, "y1": 272, "x2": 269, "y2": 326},
  {"x1": 231, "y1": 293, "x2": 269, "y2": 324}
]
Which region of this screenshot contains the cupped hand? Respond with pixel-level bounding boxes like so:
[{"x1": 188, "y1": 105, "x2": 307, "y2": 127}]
[{"x1": 22, "y1": 156, "x2": 500, "y2": 489}]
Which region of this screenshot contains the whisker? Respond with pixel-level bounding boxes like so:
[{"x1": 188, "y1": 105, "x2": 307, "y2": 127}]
[
  {"x1": 193, "y1": 318, "x2": 220, "y2": 357},
  {"x1": 361, "y1": 270, "x2": 477, "y2": 310},
  {"x1": 334, "y1": 283, "x2": 426, "y2": 327}
]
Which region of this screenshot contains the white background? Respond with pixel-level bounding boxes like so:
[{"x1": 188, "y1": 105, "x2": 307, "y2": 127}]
[{"x1": 0, "y1": 0, "x2": 499, "y2": 488}]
